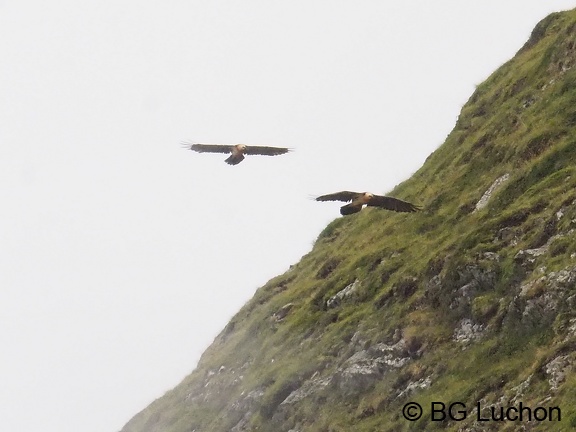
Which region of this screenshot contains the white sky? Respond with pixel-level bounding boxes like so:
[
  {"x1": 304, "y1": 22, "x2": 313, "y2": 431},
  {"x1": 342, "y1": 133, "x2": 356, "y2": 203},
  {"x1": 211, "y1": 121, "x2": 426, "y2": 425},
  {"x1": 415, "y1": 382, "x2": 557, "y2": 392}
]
[{"x1": 1, "y1": 1, "x2": 575, "y2": 431}]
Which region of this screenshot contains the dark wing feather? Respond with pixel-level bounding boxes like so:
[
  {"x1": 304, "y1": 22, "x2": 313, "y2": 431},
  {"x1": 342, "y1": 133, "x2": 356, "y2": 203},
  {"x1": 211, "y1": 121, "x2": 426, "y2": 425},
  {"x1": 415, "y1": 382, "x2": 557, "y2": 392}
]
[
  {"x1": 184, "y1": 143, "x2": 234, "y2": 154},
  {"x1": 315, "y1": 191, "x2": 362, "y2": 203},
  {"x1": 243, "y1": 145, "x2": 290, "y2": 156},
  {"x1": 367, "y1": 194, "x2": 421, "y2": 213}
]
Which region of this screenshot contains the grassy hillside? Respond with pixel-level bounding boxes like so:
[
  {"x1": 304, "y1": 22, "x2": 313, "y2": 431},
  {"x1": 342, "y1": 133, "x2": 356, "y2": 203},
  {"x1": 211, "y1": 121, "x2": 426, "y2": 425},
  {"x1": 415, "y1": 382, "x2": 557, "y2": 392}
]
[{"x1": 121, "y1": 9, "x2": 576, "y2": 432}]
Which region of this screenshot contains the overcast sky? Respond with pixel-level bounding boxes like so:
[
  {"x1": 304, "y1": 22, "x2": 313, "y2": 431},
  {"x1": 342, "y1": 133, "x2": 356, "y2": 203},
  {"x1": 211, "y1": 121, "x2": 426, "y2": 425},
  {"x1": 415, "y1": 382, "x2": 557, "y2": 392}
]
[{"x1": 2, "y1": 1, "x2": 576, "y2": 431}]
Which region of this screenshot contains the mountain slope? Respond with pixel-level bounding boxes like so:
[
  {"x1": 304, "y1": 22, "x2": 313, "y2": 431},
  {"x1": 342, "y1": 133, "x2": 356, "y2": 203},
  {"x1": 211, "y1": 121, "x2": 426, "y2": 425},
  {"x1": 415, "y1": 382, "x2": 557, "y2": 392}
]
[{"x1": 121, "y1": 9, "x2": 576, "y2": 432}]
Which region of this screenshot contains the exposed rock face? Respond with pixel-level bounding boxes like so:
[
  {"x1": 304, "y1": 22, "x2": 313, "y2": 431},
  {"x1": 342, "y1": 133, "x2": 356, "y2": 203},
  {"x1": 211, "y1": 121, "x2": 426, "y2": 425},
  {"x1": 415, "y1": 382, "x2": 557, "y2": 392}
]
[
  {"x1": 396, "y1": 376, "x2": 432, "y2": 399},
  {"x1": 279, "y1": 338, "x2": 411, "y2": 408},
  {"x1": 505, "y1": 267, "x2": 576, "y2": 331},
  {"x1": 273, "y1": 303, "x2": 295, "y2": 321},
  {"x1": 545, "y1": 354, "x2": 574, "y2": 392},
  {"x1": 326, "y1": 279, "x2": 360, "y2": 308},
  {"x1": 474, "y1": 173, "x2": 510, "y2": 211},
  {"x1": 335, "y1": 340, "x2": 411, "y2": 396},
  {"x1": 453, "y1": 318, "x2": 484, "y2": 344},
  {"x1": 121, "y1": 184, "x2": 576, "y2": 432},
  {"x1": 229, "y1": 389, "x2": 265, "y2": 432},
  {"x1": 280, "y1": 375, "x2": 332, "y2": 405},
  {"x1": 425, "y1": 257, "x2": 499, "y2": 317},
  {"x1": 514, "y1": 230, "x2": 575, "y2": 269}
]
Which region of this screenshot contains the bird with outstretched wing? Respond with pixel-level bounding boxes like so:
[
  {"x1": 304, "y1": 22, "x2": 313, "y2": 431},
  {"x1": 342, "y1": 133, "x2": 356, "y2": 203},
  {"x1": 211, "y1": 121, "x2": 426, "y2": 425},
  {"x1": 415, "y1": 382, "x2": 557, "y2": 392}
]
[
  {"x1": 182, "y1": 142, "x2": 291, "y2": 165},
  {"x1": 316, "y1": 191, "x2": 421, "y2": 216}
]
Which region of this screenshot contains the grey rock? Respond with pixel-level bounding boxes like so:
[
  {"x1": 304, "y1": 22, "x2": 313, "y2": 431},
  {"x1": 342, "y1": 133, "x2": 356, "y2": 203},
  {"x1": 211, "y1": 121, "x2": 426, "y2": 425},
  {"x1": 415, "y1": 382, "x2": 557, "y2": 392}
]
[
  {"x1": 273, "y1": 303, "x2": 295, "y2": 321},
  {"x1": 280, "y1": 340, "x2": 411, "y2": 406},
  {"x1": 509, "y1": 375, "x2": 533, "y2": 405},
  {"x1": 450, "y1": 281, "x2": 480, "y2": 311},
  {"x1": 231, "y1": 388, "x2": 265, "y2": 412},
  {"x1": 514, "y1": 247, "x2": 547, "y2": 265},
  {"x1": 335, "y1": 340, "x2": 411, "y2": 396},
  {"x1": 281, "y1": 376, "x2": 333, "y2": 405},
  {"x1": 505, "y1": 266, "x2": 576, "y2": 331},
  {"x1": 453, "y1": 318, "x2": 485, "y2": 344},
  {"x1": 545, "y1": 354, "x2": 574, "y2": 392},
  {"x1": 230, "y1": 412, "x2": 253, "y2": 432},
  {"x1": 515, "y1": 232, "x2": 575, "y2": 268},
  {"x1": 495, "y1": 226, "x2": 519, "y2": 245},
  {"x1": 326, "y1": 279, "x2": 360, "y2": 308},
  {"x1": 396, "y1": 376, "x2": 432, "y2": 399},
  {"x1": 474, "y1": 173, "x2": 510, "y2": 212}
]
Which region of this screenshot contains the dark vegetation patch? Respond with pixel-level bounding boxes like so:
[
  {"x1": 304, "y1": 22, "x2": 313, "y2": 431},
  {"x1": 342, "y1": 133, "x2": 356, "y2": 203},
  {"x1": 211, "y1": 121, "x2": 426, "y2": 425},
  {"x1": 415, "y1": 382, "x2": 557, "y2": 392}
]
[
  {"x1": 379, "y1": 260, "x2": 403, "y2": 285},
  {"x1": 373, "y1": 277, "x2": 418, "y2": 309},
  {"x1": 260, "y1": 380, "x2": 302, "y2": 419},
  {"x1": 518, "y1": 130, "x2": 564, "y2": 161},
  {"x1": 373, "y1": 288, "x2": 395, "y2": 310},
  {"x1": 527, "y1": 216, "x2": 558, "y2": 248},
  {"x1": 549, "y1": 236, "x2": 571, "y2": 257},
  {"x1": 316, "y1": 257, "x2": 341, "y2": 279},
  {"x1": 394, "y1": 277, "x2": 419, "y2": 299},
  {"x1": 471, "y1": 294, "x2": 500, "y2": 324},
  {"x1": 507, "y1": 76, "x2": 528, "y2": 97},
  {"x1": 424, "y1": 256, "x2": 445, "y2": 278},
  {"x1": 494, "y1": 207, "x2": 531, "y2": 229},
  {"x1": 455, "y1": 201, "x2": 476, "y2": 219}
]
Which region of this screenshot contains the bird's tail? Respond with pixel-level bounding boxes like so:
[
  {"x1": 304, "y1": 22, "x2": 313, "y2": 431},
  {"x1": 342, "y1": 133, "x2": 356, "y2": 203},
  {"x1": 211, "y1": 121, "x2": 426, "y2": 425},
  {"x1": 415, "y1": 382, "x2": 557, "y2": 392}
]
[
  {"x1": 340, "y1": 204, "x2": 362, "y2": 215},
  {"x1": 225, "y1": 153, "x2": 245, "y2": 165}
]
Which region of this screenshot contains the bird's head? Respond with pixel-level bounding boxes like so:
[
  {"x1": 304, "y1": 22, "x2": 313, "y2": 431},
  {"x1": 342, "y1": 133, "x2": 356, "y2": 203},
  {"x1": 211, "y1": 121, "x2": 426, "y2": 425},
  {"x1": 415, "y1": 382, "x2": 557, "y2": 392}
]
[{"x1": 237, "y1": 144, "x2": 247, "y2": 152}]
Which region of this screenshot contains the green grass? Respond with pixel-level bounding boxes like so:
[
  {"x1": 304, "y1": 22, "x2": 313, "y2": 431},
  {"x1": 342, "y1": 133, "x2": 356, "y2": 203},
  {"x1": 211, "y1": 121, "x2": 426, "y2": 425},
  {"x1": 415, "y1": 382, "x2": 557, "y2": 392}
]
[{"x1": 121, "y1": 9, "x2": 576, "y2": 432}]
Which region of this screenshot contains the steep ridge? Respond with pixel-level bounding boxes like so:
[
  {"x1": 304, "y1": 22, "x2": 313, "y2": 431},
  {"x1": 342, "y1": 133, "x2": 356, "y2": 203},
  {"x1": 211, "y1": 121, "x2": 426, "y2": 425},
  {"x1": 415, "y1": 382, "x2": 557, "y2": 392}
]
[{"x1": 121, "y1": 10, "x2": 576, "y2": 432}]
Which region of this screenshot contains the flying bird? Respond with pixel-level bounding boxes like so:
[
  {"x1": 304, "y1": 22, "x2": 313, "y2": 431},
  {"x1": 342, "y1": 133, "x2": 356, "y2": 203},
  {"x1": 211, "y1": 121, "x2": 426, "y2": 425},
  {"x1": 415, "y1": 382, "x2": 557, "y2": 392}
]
[
  {"x1": 315, "y1": 191, "x2": 421, "y2": 216},
  {"x1": 182, "y1": 142, "x2": 291, "y2": 165}
]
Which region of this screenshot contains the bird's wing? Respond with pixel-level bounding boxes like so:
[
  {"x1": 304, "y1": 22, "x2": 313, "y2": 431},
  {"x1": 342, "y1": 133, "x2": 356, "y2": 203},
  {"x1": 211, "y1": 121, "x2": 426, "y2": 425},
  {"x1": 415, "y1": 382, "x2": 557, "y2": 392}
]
[
  {"x1": 184, "y1": 143, "x2": 234, "y2": 154},
  {"x1": 243, "y1": 145, "x2": 291, "y2": 156},
  {"x1": 315, "y1": 191, "x2": 362, "y2": 203},
  {"x1": 367, "y1": 195, "x2": 421, "y2": 213}
]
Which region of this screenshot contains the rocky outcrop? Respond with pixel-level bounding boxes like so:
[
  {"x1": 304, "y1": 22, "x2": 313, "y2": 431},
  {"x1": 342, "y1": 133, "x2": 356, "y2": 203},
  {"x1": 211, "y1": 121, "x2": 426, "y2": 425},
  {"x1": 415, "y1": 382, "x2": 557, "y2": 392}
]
[
  {"x1": 335, "y1": 340, "x2": 411, "y2": 396},
  {"x1": 326, "y1": 279, "x2": 360, "y2": 308},
  {"x1": 545, "y1": 354, "x2": 574, "y2": 392},
  {"x1": 453, "y1": 318, "x2": 485, "y2": 344},
  {"x1": 279, "y1": 338, "x2": 411, "y2": 409},
  {"x1": 273, "y1": 303, "x2": 295, "y2": 321},
  {"x1": 474, "y1": 173, "x2": 510, "y2": 211},
  {"x1": 505, "y1": 267, "x2": 576, "y2": 331}
]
